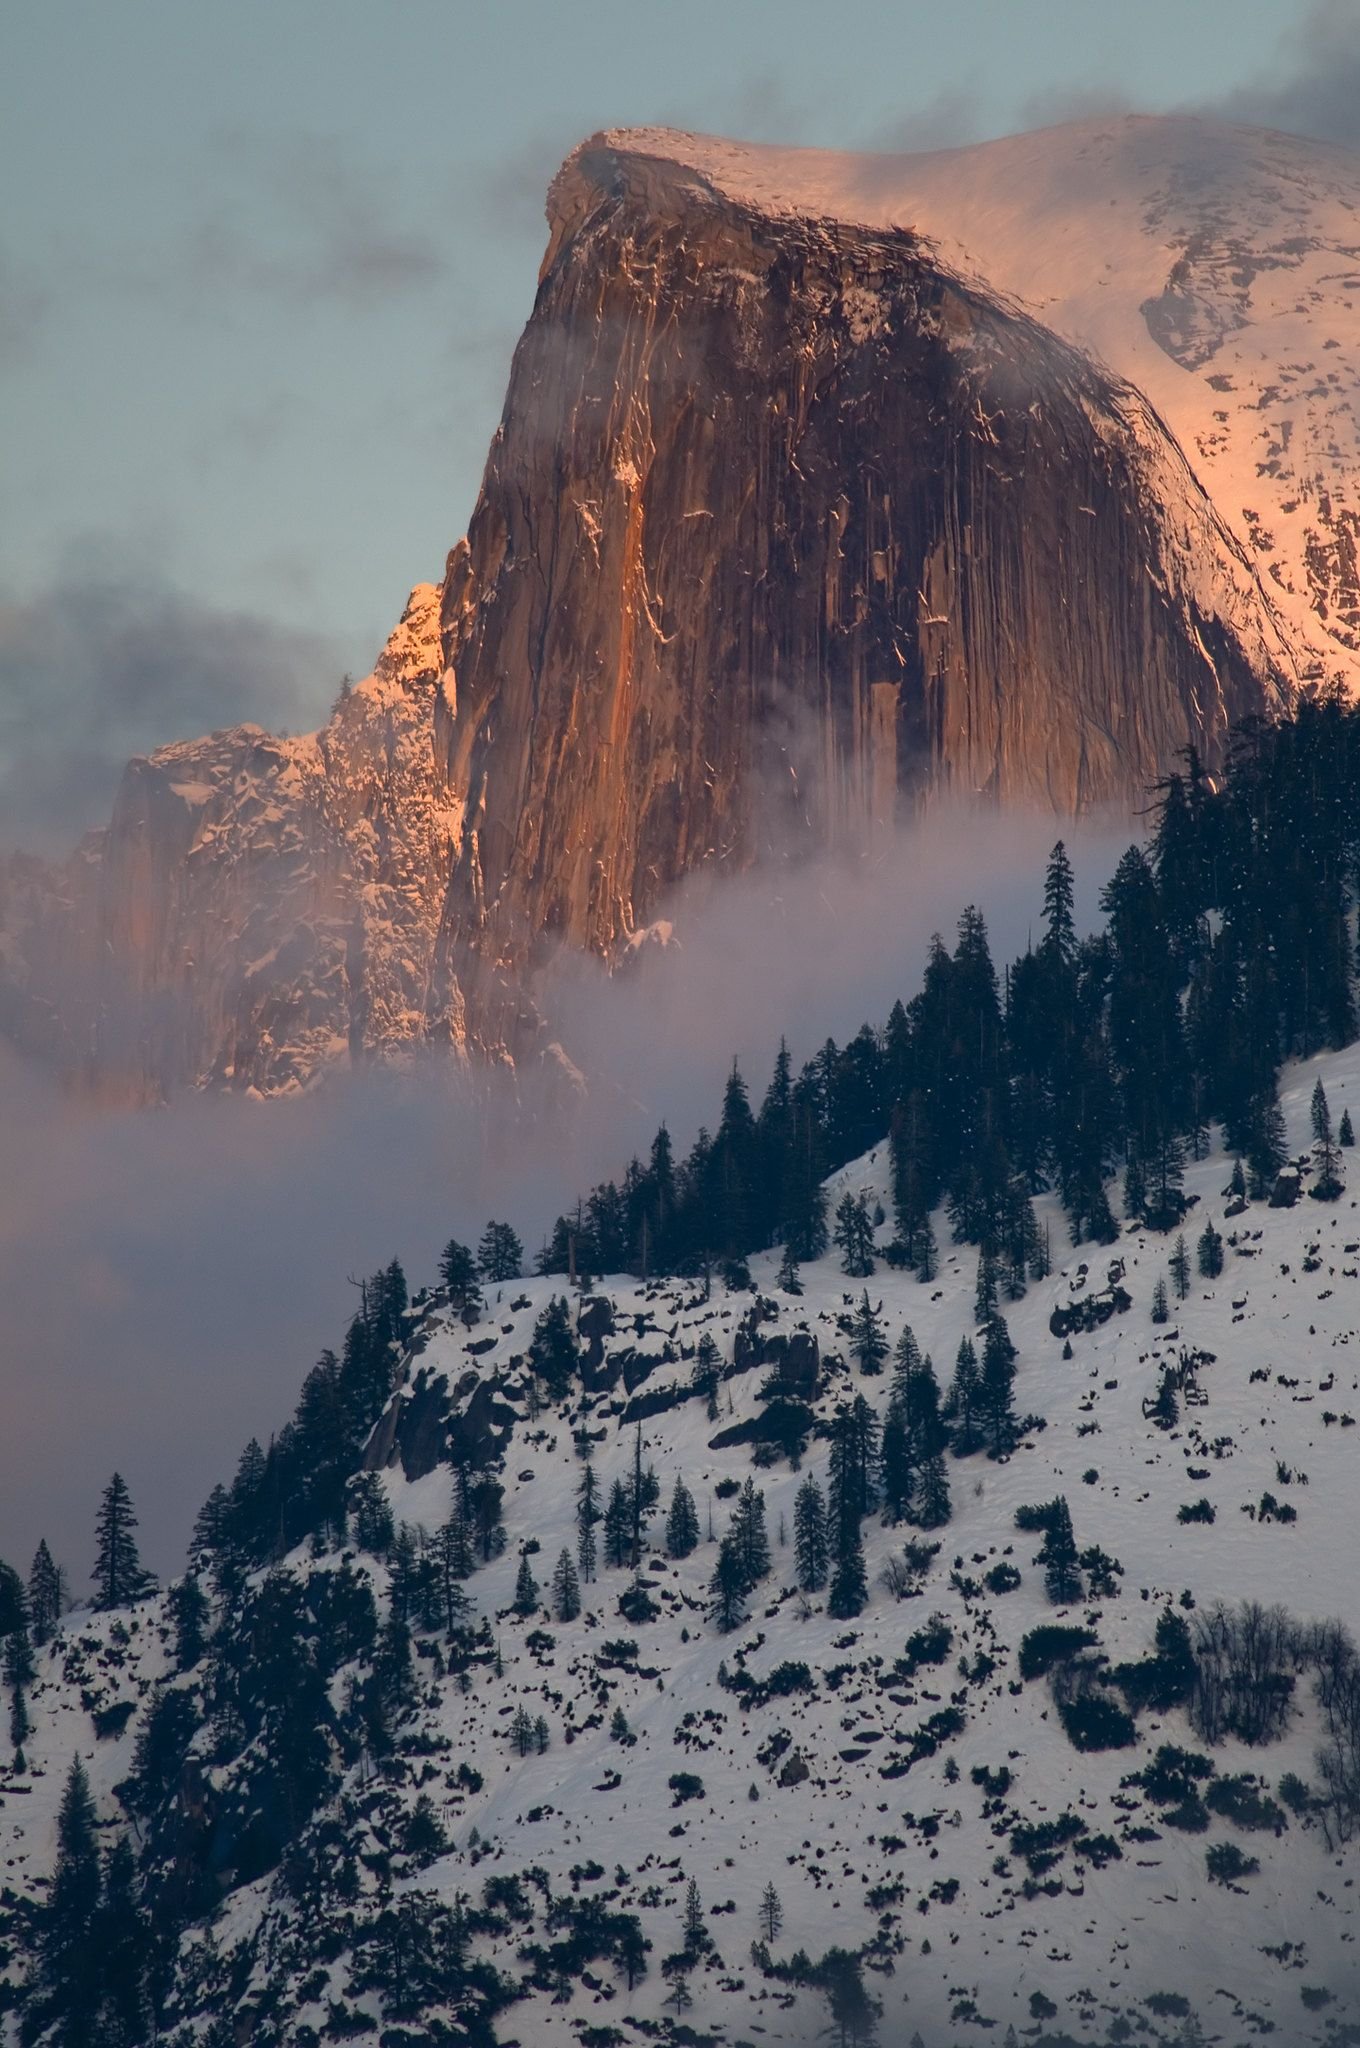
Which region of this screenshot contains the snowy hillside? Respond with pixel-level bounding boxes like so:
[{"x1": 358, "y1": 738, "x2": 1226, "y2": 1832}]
[
  {"x1": 596, "y1": 115, "x2": 1360, "y2": 693},
  {"x1": 9, "y1": 1045, "x2": 1360, "y2": 2043}
]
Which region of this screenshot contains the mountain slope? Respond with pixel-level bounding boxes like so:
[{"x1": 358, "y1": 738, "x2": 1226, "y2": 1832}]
[{"x1": 7, "y1": 1046, "x2": 1360, "y2": 2043}]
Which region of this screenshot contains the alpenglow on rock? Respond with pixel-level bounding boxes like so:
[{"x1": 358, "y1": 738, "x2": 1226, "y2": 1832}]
[{"x1": 12, "y1": 113, "x2": 1356, "y2": 1098}]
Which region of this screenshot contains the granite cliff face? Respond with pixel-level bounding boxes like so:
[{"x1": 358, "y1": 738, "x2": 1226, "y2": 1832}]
[{"x1": 1, "y1": 119, "x2": 1322, "y2": 1095}]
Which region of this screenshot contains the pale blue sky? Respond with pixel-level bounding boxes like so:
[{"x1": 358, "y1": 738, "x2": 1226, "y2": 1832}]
[{"x1": 1, "y1": 0, "x2": 1351, "y2": 839}]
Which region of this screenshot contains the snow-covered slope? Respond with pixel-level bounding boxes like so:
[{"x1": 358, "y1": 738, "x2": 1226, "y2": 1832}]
[
  {"x1": 9, "y1": 1046, "x2": 1360, "y2": 2042},
  {"x1": 597, "y1": 115, "x2": 1360, "y2": 690}
]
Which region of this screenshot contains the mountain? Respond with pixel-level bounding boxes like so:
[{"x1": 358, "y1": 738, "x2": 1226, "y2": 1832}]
[
  {"x1": 13, "y1": 112, "x2": 1360, "y2": 1097},
  {"x1": 5, "y1": 1045, "x2": 1360, "y2": 2044}
]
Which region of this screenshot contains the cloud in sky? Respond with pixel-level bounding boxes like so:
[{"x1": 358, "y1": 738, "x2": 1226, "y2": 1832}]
[
  {"x1": 1206, "y1": 0, "x2": 1360, "y2": 145},
  {"x1": 0, "y1": 549, "x2": 342, "y2": 853}
]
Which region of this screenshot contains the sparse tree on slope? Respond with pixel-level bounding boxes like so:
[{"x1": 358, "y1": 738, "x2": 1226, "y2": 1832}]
[
  {"x1": 666, "y1": 1477, "x2": 700, "y2": 1560},
  {"x1": 834, "y1": 1190, "x2": 876, "y2": 1278},
  {"x1": 794, "y1": 1473, "x2": 829, "y2": 1593},
  {"x1": 477, "y1": 1220, "x2": 523, "y2": 1282},
  {"x1": 93, "y1": 1474, "x2": 148, "y2": 1611}
]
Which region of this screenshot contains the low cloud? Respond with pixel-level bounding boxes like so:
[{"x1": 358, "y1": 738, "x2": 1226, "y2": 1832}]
[
  {"x1": 0, "y1": 550, "x2": 342, "y2": 853},
  {"x1": 0, "y1": 806, "x2": 1133, "y2": 1586},
  {"x1": 1205, "y1": 0, "x2": 1360, "y2": 146}
]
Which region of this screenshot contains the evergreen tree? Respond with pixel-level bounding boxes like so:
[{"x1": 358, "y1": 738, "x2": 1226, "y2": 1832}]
[
  {"x1": 848, "y1": 1291, "x2": 889, "y2": 1376},
  {"x1": 438, "y1": 1237, "x2": 483, "y2": 1318},
  {"x1": 729, "y1": 1479, "x2": 771, "y2": 1589},
  {"x1": 528, "y1": 1296, "x2": 578, "y2": 1400},
  {"x1": 35, "y1": 1757, "x2": 102, "y2": 2034},
  {"x1": 435, "y1": 1513, "x2": 474, "y2": 1633},
  {"x1": 27, "y1": 1540, "x2": 63, "y2": 1646},
  {"x1": 902, "y1": 1349, "x2": 951, "y2": 1526},
  {"x1": 92, "y1": 1474, "x2": 148, "y2": 1610},
  {"x1": 95, "y1": 1834, "x2": 152, "y2": 2045},
  {"x1": 827, "y1": 1517, "x2": 868, "y2": 1619},
  {"x1": 189, "y1": 1483, "x2": 231, "y2": 1564},
  {"x1": 1342, "y1": 1107, "x2": 1355, "y2": 1148},
  {"x1": 1038, "y1": 1498, "x2": 1082, "y2": 1604},
  {"x1": 834, "y1": 1190, "x2": 876, "y2": 1277},
  {"x1": 513, "y1": 1553, "x2": 540, "y2": 1617},
  {"x1": 776, "y1": 1242, "x2": 803, "y2": 1293},
  {"x1": 350, "y1": 1472, "x2": 394, "y2": 1556},
  {"x1": 477, "y1": 1220, "x2": 524, "y2": 1283},
  {"x1": 603, "y1": 1480, "x2": 632, "y2": 1571},
  {"x1": 978, "y1": 1316, "x2": 1020, "y2": 1458},
  {"x1": 1169, "y1": 1233, "x2": 1191, "y2": 1300},
  {"x1": 5, "y1": 1618, "x2": 34, "y2": 1753},
  {"x1": 1197, "y1": 1220, "x2": 1224, "y2": 1278},
  {"x1": 760, "y1": 1880, "x2": 784, "y2": 1943},
  {"x1": 793, "y1": 1473, "x2": 829, "y2": 1593},
  {"x1": 709, "y1": 1534, "x2": 749, "y2": 1631},
  {"x1": 168, "y1": 1573, "x2": 209, "y2": 1670},
  {"x1": 1151, "y1": 1276, "x2": 1170, "y2": 1324},
  {"x1": 1312, "y1": 1078, "x2": 1345, "y2": 1199},
  {"x1": 692, "y1": 1334, "x2": 721, "y2": 1420},
  {"x1": 915, "y1": 1209, "x2": 938, "y2": 1283},
  {"x1": 665, "y1": 1477, "x2": 700, "y2": 1560},
  {"x1": 576, "y1": 1463, "x2": 600, "y2": 1582},
  {"x1": 879, "y1": 1397, "x2": 912, "y2": 1525},
  {"x1": 974, "y1": 1243, "x2": 999, "y2": 1325},
  {"x1": 550, "y1": 1549, "x2": 580, "y2": 1622},
  {"x1": 943, "y1": 1335, "x2": 985, "y2": 1455}
]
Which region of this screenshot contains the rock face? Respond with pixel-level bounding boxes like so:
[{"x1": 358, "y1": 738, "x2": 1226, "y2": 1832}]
[{"x1": 2, "y1": 117, "x2": 1326, "y2": 1096}]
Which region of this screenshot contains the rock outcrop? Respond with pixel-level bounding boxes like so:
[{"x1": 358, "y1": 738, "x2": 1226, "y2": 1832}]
[{"x1": 4, "y1": 118, "x2": 1325, "y2": 1096}]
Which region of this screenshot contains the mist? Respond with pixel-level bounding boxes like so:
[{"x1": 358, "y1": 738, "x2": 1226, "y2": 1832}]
[{"x1": 0, "y1": 805, "x2": 1132, "y2": 1591}]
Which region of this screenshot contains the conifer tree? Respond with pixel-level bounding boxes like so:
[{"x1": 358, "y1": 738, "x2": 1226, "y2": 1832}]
[
  {"x1": 528, "y1": 1296, "x2": 578, "y2": 1401},
  {"x1": 902, "y1": 1349, "x2": 951, "y2": 1527},
  {"x1": 550, "y1": 1549, "x2": 580, "y2": 1622},
  {"x1": 879, "y1": 1397, "x2": 912, "y2": 1525},
  {"x1": 1169, "y1": 1233, "x2": 1191, "y2": 1300},
  {"x1": 979, "y1": 1316, "x2": 1020, "y2": 1458},
  {"x1": 709, "y1": 1534, "x2": 749, "y2": 1631},
  {"x1": 915, "y1": 1209, "x2": 938, "y2": 1284},
  {"x1": 477, "y1": 1220, "x2": 523, "y2": 1282},
  {"x1": 92, "y1": 1474, "x2": 147, "y2": 1610},
  {"x1": 974, "y1": 1243, "x2": 999, "y2": 1325},
  {"x1": 691, "y1": 1334, "x2": 721, "y2": 1420},
  {"x1": 1151, "y1": 1276, "x2": 1170, "y2": 1324},
  {"x1": 730, "y1": 1479, "x2": 771, "y2": 1588},
  {"x1": 665, "y1": 1477, "x2": 700, "y2": 1559},
  {"x1": 776, "y1": 1243, "x2": 803, "y2": 1294},
  {"x1": 575, "y1": 1463, "x2": 600, "y2": 1582},
  {"x1": 793, "y1": 1473, "x2": 829, "y2": 1593},
  {"x1": 848, "y1": 1291, "x2": 889, "y2": 1376},
  {"x1": 760, "y1": 1881, "x2": 784, "y2": 1943},
  {"x1": 834, "y1": 1189, "x2": 876, "y2": 1277},
  {"x1": 435, "y1": 1513, "x2": 474, "y2": 1634},
  {"x1": 827, "y1": 1517, "x2": 868, "y2": 1619},
  {"x1": 350, "y1": 1472, "x2": 394, "y2": 1556},
  {"x1": 96, "y1": 1833, "x2": 152, "y2": 2043},
  {"x1": 603, "y1": 1480, "x2": 632, "y2": 1571},
  {"x1": 1038, "y1": 1497, "x2": 1082, "y2": 1604},
  {"x1": 5, "y1": 1618, "x2": 34, "y2": 1753},
  {"x1": 27, "y1": 1540, "x2": 64, "y2": 1645},
  {"x1": 943, "y1": 1335, "x2": 984, "y2": 1455},
  {"x1": 168, "y1": 1573, "x2": 209, "y2": 1670},
  {"x1": 534, "y1": 1714, "x2": 549, "y2": 1754},
  {"x1": 1196, "y1": 1220, "x2": 1224, "y2": 1278},
  {"x1": 438, "y1": 1238, "x2": 483, "y2": 1319},
  {"x1": 513, "y1": 1553, "x2": 540, "y2": 1617},
  {"x1": 1312, "y1": 1078, "x2": 1345, "y2": 1199},
  {"x1": 1342, "y1": 1107, "x2": 1355, "y2": 1148},
  {"x1": 37, "y1": 1757, "x2": 102, "y2": 2031}
]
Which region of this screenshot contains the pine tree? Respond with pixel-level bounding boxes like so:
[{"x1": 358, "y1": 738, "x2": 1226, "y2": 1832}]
[
  {"x1": 534, "y1": 1714, "x2": 549, "y2": 1754},
  {"x1": 5, "y1": 1619, "x2": 34, "y2": 1753},
  {"x1": 979, "y1": 1316, "x2": 1020, "y2": 1458},
  {"x1": 730, "y1": 1479, "x2": 771, "y2": 1588},
  {"x1": 1151, "y1": 1276, "x2": 1170, "y2": 1324},
  {"x1": 576, "y1": 1463, "x2": 600, "y2": 1582},
  {"x1": 827, "y1": 1518, "x2": 868, "y2": 1619},
  {"x1": 760, "y1": 1880, "x2": 784, "y2": 1943},
  {"x1": 627, "y1": 1426, "x2": 662, "y2": 1568},
  {"x1": 92, "y1": 1474, "x2": 147, "y2": 1610},
  {"x1": 27, "y1": 1540, "x2": 63, "y2": 1645},
  {"x1": 683, "y1": 1876, "x2": 706, "y2": 1950},
  {"x1": 793, "y1": 1473, "x2": 829, "y2": 1593},
  {"x1": 1038, "y1": 1497, "x2": 1082, "y2": 1604},
  {"x1": 848, "y1": 1291, "x2": 889, "y2": 1376},
  {"x1": 477, "y1": 1220, "x2": 524, "y2": 1282},
  {"x1": 1196, "y1": 1220, "x2": 1224, "y2": 1278},
  {"x1": 665, "y1": 1477, "x2": 700, "y2": 1559},
  {"x1": 38, "y1": 1757, "x2": 102, "y2": 2030},
  {"x1": 528, "y1": 1296, "x2": 578, "y2": 1400},
  {"x1": 603, "y1": 1480, "x2": 632, "y2": 1571},
  {"x1": 1169, "y1": 1233, "x2": 1191, "y2": 1300},
  {"x1": 96, "y1": 1832, "x2": 152, "y2": 2043},
  {"x1": 834, "y1": 1190, "x2": 876, "y2": 1277},
  {"x1": 509, "y1": 1705, "x2": 534, "y2": 1756},
  {"x1": 513, "y1": 1553, "x2": 540, "y2": 1616},
  {"x1": 776, "y1": 1243, "x2": 803, "y2": 1294},
  {"x1": 435, "y1": 1513, "x2": 474, "y2": 1633},
  {"x1": 350, "y1": 1472, "x2": 394, "y2": 1556},
  {"x1": 168, "y1": 1573, "x2": 209, "y2": 1670},
  {"x1": 1312, "y1": 1077, "x2": 1345, "y2": 1200},
  {"x1": 974, "y1": 1243, "x2": 999, "y2": 1326},
  {"x1": 709, "y1": 1534, "x2": 748, "y2": 1631},
  {"x1": 916, "y1": 1209, "x2": 938, "y2": 1284},
  {"x1": 1342, "y1": 1107, "x2": 1355, "y2": 1148},
  {"x1": 879, "y1": 1397, "x2": 912, "y2": 1525},
  {"x1": 943, "y1": 1335, "x2": 984, "y2": 1455},
  {"x1": 692, "y1": 1334, "x2": 722, "y2": 1421},
  {"x1": 550, "y1": 1549, "x2": 580, "y2": 1622},
  {"x1": 438, "y1": 1237, "x2": 483, "y2": 1319}
]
